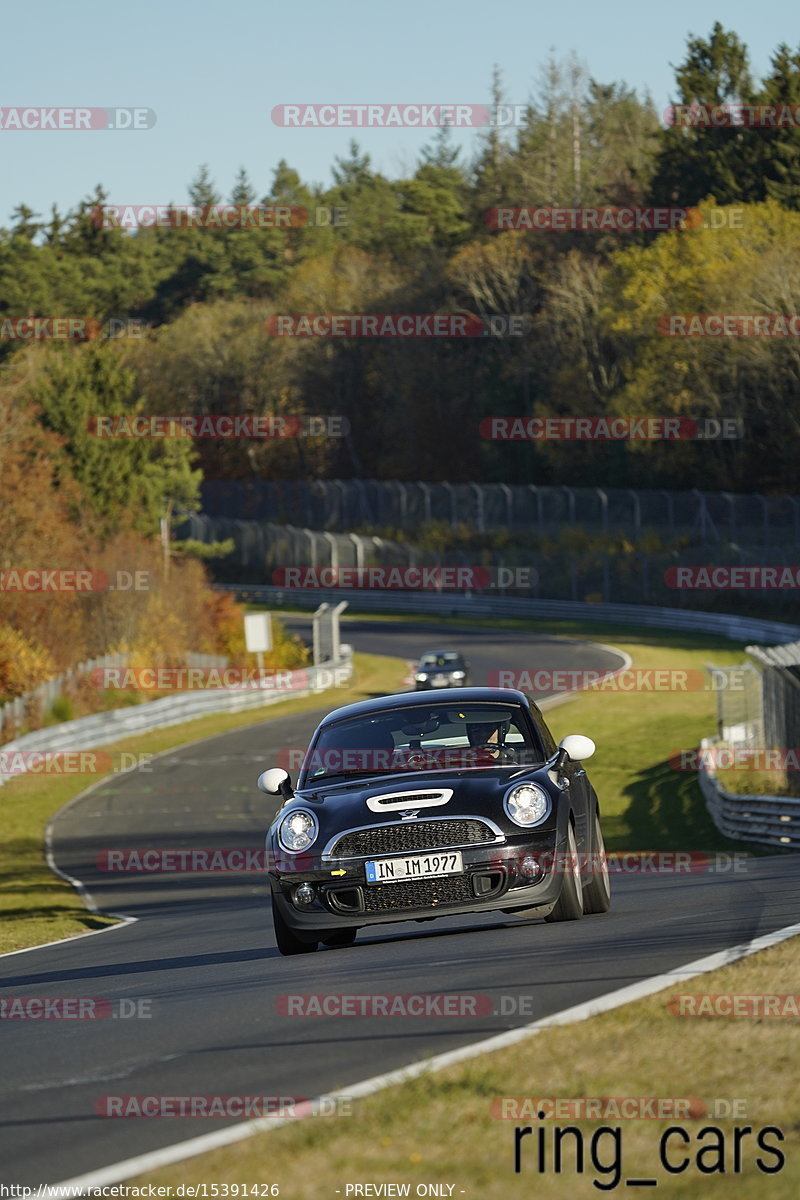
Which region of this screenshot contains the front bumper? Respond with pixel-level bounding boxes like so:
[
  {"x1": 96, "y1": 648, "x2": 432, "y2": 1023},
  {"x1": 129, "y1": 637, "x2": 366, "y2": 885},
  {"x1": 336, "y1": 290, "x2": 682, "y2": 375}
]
[{"x1": 268, "y1": 831, "x2": 565, "y2": 935}]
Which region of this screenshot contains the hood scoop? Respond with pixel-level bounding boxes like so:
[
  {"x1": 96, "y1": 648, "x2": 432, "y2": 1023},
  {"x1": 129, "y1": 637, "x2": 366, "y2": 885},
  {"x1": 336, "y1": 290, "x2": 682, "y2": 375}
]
[{"x1": 366, "y1": 788, "x2": 453, "y2": 813}]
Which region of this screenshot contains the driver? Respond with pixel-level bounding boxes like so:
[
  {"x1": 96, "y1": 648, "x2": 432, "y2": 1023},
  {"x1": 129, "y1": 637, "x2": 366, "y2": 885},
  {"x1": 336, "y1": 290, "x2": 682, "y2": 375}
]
[{"x1": 465, "y1": 718, "x2": 512, "y2": 762}]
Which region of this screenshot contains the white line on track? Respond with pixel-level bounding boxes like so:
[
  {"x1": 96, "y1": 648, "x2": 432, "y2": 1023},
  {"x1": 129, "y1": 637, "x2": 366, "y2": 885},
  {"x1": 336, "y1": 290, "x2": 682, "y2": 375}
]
[{"x1": 41, "y1": 917, "x2": 800, "y2": 1194}]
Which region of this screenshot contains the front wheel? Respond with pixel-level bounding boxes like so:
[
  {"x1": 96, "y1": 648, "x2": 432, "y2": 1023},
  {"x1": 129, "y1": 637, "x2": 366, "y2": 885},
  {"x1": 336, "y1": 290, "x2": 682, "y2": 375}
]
[
  {"x1": 272, "y1": 900, "x2": 318, "y2": 955},
  {"x1": 582, "y1": 809, "x2": 612, "y2": 915},
  {"x1": 545, "y1": 821, "x2": 583, "y2": 922}
]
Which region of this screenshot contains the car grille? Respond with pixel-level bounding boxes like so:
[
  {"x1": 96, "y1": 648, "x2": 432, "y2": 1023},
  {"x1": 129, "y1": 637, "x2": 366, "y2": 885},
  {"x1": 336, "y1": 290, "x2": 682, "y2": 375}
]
[
  {"x1": 330, "y1": 819, "x2": 496, "y2": 858},
  {"x1": 362, "y1": 875, "x2": 473, "y2": 912}
]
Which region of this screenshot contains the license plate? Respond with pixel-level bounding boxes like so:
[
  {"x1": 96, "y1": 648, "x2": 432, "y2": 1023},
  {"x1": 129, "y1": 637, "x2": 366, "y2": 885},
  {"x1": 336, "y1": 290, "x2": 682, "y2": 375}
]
[
  {"x1": 432, "y1": 675, "x2": 448, "y2": 686},
  {"x1": 365, "y1": 851, "x2": 464, "y2": 883}
]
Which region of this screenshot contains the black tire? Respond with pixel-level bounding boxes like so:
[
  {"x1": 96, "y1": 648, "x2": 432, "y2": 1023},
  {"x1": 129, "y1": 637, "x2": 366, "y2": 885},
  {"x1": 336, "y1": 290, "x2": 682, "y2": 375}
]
[
  {"x1": 545, "y1": 820, "x2": 583, "y2": 922},
  {"x1": 583, "y1": 809, "x2": 612, "y2": 915},
  {"x1": 272, "y1": 900, "x2": 318, "y2": 955},
  {"x1": 321, "y1": 928, "x2": 358, "y2": 947}
]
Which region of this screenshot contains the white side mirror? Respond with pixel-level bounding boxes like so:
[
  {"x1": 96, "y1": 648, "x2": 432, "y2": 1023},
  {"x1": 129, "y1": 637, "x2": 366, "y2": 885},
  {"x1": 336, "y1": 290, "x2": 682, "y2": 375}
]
[
  {"x1": 559, "y1": 734, "x2": 596, "y2": 762},
  {"x1": 257, "y1": 768, "x2": 290, "y2": 795}
]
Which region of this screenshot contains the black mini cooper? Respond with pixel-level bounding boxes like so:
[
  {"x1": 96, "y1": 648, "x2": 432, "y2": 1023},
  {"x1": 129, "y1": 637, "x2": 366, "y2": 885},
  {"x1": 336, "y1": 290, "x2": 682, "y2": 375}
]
[{"x1": 258, "y1": 687, "x2": 610, "y2": 955}]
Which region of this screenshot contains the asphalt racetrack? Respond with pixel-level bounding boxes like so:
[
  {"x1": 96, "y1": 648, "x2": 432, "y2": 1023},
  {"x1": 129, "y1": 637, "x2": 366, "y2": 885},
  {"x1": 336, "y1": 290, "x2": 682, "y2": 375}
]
[{"x1": 2, "y1": 620, "x2": 798, "y2": 1184}]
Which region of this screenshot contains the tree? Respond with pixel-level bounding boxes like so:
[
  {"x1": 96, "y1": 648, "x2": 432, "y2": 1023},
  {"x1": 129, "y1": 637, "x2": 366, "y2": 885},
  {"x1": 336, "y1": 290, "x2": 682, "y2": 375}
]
[
  {"x1": 583, "y1": 80, "x2": 660, "y2": 208},
  {"x1": 601, "y1": 200, "x2": 800, "y2": 491},
  {"x1": 650, "y1": 23, "x2": 759, "y2": 205},
  {"x1": 188, "y1": 165, "x2": 221, "y2": 207},
  {"x1": 27, "y1": 342, "x2": 201, "y2": 537},
  {"x1": 760, "y1": 44, "x2": 800, "y2": 209},
  {"x1": 472, "y1": 65, "x2": 514, "y2": 213},
  {"x1": 10, "y1": 205, "x2": 43, "y2": 242},
  {"x1": 230, "y1": 167, "x2": 256, "y2": 207}
]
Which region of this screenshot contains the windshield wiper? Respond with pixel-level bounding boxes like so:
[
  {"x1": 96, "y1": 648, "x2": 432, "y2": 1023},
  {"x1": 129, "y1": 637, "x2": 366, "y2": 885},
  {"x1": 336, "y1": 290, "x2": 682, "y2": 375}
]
[{"x1": 306, "y1": 769, "x2": 393, "y2": 786}]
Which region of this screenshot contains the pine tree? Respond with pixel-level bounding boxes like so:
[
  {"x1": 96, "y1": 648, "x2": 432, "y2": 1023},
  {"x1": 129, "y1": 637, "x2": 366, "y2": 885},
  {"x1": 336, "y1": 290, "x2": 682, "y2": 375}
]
[
  {"x1": 650, "y1": 23, "x2": 759, "y2": 205},
  {"x1": 760, "y1": 44, "x2": 800, "y2": 209},
  {"x1": 188, "y1": 165, "x2": 221, "y2": 207},
  {"x1": 230, "y1": 167, "x2": 256, "y2": 207}
]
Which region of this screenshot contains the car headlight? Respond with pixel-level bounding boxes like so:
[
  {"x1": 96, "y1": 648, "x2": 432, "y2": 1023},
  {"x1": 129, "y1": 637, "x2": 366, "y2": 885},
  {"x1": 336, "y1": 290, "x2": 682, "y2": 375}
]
[
  {"x1": 451, "y1": 671, "x2": 465, "y2": 680},
  {"x1": 504, "y1": 783, "x2": 551, "y2": 827},
  {"x1": 416, "y1": 672, "x2": 428, "y2": 681},
  {"x1": 277, "y1": 809, "x2": 319, "y2": 852}
]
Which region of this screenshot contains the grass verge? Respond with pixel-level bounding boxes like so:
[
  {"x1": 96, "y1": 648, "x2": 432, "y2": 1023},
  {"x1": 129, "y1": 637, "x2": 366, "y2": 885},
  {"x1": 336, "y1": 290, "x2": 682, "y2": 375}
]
[
  {"x1": 535, "y1": 636, "x2": 750, "y2": 854},
  {"x1": 0, "y1": 652, "x2": 408, "y2": 955},
  {"x1": 134, "y1": 931, "x2": 800, "y2": 1198}
]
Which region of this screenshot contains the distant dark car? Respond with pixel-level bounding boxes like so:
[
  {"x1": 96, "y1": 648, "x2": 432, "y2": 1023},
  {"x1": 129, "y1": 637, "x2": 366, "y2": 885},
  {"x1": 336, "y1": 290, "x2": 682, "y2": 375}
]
[
  {"x1": 413, "y1": 649, "x2": 470, "y2": 690},
  {"x1": 258, "y1": 687, "x2": 610, "y2": 955}
]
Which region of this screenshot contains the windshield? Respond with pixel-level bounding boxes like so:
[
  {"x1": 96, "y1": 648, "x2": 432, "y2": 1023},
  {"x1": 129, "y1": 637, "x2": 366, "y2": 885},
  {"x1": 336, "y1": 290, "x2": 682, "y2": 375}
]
[
  {"x1": 419, "y1": 653, "x2": 463, "y2": 668},
  {"x1": 300, "y1": 702, "x2": 544, "y2": 784}
]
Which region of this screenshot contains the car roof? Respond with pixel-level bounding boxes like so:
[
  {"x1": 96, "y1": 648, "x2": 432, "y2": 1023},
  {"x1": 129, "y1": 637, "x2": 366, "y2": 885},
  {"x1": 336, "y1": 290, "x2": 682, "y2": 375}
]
[{"x1": 315, "y1": 686, "x2": 533, "y2": 728}]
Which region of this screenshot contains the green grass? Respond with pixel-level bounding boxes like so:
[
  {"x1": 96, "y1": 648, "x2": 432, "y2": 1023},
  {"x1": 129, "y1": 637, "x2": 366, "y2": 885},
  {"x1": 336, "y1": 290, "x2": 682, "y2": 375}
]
[
  {"x1": 0, "y1": 651, "x2": 408, "y2": 954},
  {"x1": 539, "y1": 638, "x2": 751, "y2": 853}
]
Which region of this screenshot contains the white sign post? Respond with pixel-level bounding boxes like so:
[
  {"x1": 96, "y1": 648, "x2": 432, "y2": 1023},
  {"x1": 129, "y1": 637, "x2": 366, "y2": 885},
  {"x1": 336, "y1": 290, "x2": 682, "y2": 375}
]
[{"x1": 244, "y1": 613, "x2": 273, "y2": 681}]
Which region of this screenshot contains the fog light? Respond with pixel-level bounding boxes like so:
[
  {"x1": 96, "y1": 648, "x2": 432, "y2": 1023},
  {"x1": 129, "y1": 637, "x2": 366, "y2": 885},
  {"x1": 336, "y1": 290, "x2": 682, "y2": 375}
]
[
  {"x1": 520, "y1": 855, "x2": 541, "y2": 879},
  {"x1": 294, "y1": 883, "x2": 315, "y2": 906}
]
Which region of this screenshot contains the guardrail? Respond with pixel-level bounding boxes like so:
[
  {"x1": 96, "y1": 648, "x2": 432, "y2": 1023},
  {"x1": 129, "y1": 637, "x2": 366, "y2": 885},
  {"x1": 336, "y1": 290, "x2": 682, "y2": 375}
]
[
  {"x1": 0, "y1": 652, "x2": 229, "y2": 740},
  {"x1": 698, "y1": 738, "x2": 800, "y2": 849},
  {"x1": 0, "y1": 654, "x2": 352, "y2": 789},
  {"x1": 222, "y1": 585, "x2": 800, "y2": 644}
]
